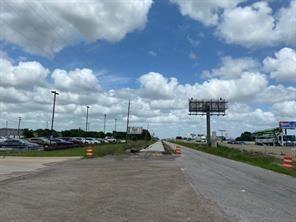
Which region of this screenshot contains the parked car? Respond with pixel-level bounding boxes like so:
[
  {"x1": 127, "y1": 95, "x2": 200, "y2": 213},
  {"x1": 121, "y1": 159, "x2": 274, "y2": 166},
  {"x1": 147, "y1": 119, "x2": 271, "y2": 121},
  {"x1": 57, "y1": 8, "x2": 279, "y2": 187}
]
[
  {"x1": 28, "y1": 137, "x2": 54, "y2": 147},
  {"x1": 84, "y1": 137, "x2": 101, "y2": 144},
  {"x1": 50, "y1": 138, "x2": 74, "y2": 145},
  {"x1": 0, "y1": 139, "x2": 39, "y2": 150},
  {"x1": 105, "y1": 137, "x2": 117, "y2": 143},
  {"x1": 0, "y1": 136, "x2": 6, "y2": 142}
]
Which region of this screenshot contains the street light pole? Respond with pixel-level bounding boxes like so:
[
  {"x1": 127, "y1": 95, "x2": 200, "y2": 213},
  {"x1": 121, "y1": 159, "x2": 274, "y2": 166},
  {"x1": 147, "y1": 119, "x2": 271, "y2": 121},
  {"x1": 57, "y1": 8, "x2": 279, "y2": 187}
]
[
  {"x1": 50, "y1": 91, "x2": 59, "y2": 144},
  {"x1": 17, "y1": 117, "x2": 21, "y2": 138},
  {"x1": 125, "y1": 99, "x2": 131, "y2": 143},
  {"x1": 103, "y1": 114, "x2": 107, "y2": 133},
  {"x1": 85, "y1": 106, "x2": 90, "y2": 140},
  {"x1": 114, "y1": 118, "x2": 117, "y2": 132}
]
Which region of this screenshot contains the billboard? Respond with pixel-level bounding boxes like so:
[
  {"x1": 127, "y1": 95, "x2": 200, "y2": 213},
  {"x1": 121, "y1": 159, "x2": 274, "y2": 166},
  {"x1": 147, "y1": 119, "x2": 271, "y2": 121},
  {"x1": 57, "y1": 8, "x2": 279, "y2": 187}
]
[
  {"x1": 189, "y1": 99, "x2": 227, "y2": 114},
  {"x1": 279, "y1": 121, "x2": 296, "y2": 129},
  {"x1": 128, "y1": 127, "x2": 143, "y2": 134}
]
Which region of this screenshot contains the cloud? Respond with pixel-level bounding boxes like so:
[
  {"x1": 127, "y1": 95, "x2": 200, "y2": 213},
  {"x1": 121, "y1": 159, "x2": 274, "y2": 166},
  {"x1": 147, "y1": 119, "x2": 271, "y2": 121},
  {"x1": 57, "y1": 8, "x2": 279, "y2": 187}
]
[
  {"x1": 263, "y1": 47, "x2": 296, "y2": 82},
  {"x1": 218, "y1": 1, "x2": 296, "y2": 47},
  {"x1": 179, "y1": 72, "x2": 267, "y2": 102},
  {"x1": 148, "y1": 50, "x2": 157, "y2": 56},
  {"x1": 173, "y1": 0, "x2": 296, "y2": 47},
  {"x1": 170, "y1": 0, "x2": 243, "y2": 26},
  {"x1": 52, "y1": 68, "x2": 101, "y2": 93},
  {"x1": 202, "y1": 56, "x2": 258, "y2": 79},
  {"x1": 272, "y1": 101, "x2": 296, "y2": 118},
  {"x1": 0, "y1": 55, "x2": 294, "y2": 138},
  {"x1": 188, "y1": 52, "x2": 197, "y2": 60},
  {"x1": 0, "y1": 0, "x2": 153, "y2": 56},
  {"x1": 138, "y1": 72, "x2": 179, "y2": 99},
  {"x1": 0, "y1": 58, "x2": 49, "y2": 89}
]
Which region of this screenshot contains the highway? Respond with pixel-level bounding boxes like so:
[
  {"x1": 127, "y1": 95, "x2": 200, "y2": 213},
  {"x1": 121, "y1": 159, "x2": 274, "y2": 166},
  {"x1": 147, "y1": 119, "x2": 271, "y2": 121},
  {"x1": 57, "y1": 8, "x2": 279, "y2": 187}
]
[{"x1": 173, "y1": 143, "x2": 296, "y2": 222}]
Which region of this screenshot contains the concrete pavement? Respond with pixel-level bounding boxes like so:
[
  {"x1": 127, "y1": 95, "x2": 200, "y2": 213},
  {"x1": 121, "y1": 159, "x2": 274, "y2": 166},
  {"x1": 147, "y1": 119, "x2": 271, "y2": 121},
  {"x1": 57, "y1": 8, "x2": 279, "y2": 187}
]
[
  {"x1": 0, "y1": 157, "x2": 80, "y2": 181},
  {"x1": 0, "y1": 153, "x2": 230, "y2": 222},
  {"x1": 141, "y1": 141, "x2": 165, "y2": 152},
  {"x1": 172, "y1": 143, "x2": 296, "y2": 222}
]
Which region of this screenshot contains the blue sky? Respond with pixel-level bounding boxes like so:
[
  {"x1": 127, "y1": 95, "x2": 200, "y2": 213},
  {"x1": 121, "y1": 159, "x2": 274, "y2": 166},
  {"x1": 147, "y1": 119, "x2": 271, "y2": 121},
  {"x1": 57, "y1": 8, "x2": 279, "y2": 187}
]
[{"x1": 0, "y1": 0, "x2": 296, "y2": 138}]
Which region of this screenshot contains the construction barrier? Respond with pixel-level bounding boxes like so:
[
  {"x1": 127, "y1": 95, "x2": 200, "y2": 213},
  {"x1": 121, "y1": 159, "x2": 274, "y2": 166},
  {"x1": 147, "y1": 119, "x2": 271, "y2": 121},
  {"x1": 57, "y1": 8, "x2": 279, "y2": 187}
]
[
  {"x1": 282, "y1": 153, "x2": 293, "y2": 169},
  {"x1": 175, "y1": 146, "x2": 181, "y2": 155},
  {"x1": 85, "y1": 147, "x2": 94, "y2": 158}
]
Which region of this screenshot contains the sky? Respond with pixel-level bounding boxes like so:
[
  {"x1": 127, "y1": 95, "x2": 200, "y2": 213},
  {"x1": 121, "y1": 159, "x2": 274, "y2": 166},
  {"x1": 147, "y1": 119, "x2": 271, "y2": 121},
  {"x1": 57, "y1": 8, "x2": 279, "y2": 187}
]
[{"x1": 0, "y1": 0, "x2": 296, "y2": 138}]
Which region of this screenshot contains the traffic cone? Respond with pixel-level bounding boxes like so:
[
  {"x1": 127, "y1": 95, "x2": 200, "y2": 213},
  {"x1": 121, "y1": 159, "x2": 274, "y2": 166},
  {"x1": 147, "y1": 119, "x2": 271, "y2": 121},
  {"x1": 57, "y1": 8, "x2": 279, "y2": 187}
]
[
  {"x1": 175, "y1": 146, "x2": 181, "y2": 155},
  {"x1": 85, "y1": 147, "x2": 94, "y2": 158},
  {"x1": 282, "y1": 154, "x2": 293, "y2": 169}
]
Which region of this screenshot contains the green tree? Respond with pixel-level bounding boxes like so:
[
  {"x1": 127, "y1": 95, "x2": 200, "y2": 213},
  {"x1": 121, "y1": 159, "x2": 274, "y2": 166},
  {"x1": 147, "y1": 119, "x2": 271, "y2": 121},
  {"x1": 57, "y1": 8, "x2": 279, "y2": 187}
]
[
  {"x1": 236, "y1": 131, "x2": 254, "y2": 141},
  {"x1": 22, "y1": 128, "x2": 34, "y2": 138}
]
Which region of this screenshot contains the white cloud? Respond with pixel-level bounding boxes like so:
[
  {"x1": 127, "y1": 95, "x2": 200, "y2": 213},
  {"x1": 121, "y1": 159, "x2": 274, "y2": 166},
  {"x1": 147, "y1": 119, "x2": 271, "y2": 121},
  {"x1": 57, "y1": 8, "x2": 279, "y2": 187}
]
[
  {"x1": 272, "y1": 101, "x2": 296, "y2": 118},
  {"x1": 263, "y1": 47, "x2": 296, "y2": 82},
  {"x1": 138, "y1": 72, "x2": 179, "y2": 99},
  {"x1": 170, "y1": 0, "x2": 243, "y2": 26},
  {"x1": 148, "y1": 50, "x2": 157, "y2": 56},
  {"x1": 173, "y1": 0, "x2": 296, "y2": 47},
  {"x1": 218, "y1": 2, "x2": 277, "y2": 46},
  {"x1": 188, "y1": 52, "x2": 197, "y2": 60},
  {"x1": 202, "y1": 56, "x2": 258, "y2": 79},
  {"x1": 52, "y1": 68, "x2": 101, "y2": 93},
  {"x1": 0, "y1": 0, "x2": 153, "y2": 56},
  {"x1": 179, "y1": 72, "x2": 267, "y2": 102},
  {"x1": 0, "y1": 58, "x2": 49, "y2": 89}
]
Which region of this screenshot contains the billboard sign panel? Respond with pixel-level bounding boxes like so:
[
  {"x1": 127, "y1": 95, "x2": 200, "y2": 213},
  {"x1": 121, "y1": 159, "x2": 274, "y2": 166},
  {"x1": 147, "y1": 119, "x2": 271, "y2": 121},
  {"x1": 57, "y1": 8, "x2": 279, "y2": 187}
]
[
  {"x1": 128, "y1": 127, "x2": 143, "y2": 134},
  {"x1": 279, "y1": 121, "x2": 296, "y2": 129},
  {"x1": 189, "y1": 99, "x2": 227, "y2": 114}
]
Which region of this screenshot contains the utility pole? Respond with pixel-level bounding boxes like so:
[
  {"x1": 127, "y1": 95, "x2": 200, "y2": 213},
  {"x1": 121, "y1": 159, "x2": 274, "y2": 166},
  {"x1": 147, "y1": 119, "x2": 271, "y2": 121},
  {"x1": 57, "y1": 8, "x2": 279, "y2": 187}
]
[
  {"x1": 206, "y1": 110, "x2": 211, "y2": 147},
  {"x1": 125, "y1": 99, "x2": 131, "y2": 143},
  {"x1": 85, "y1": 106, "x2": 90, "y2": 140},
  {"x1": 103, "y1": 114, "x2": 107, "y2": 133},
  {"x1": 5, "y1": 120, "x2": 8, "y2": 138},
  {"x1": 50, "y1": 90, "x2": 59, "y2": 144},
  {"x1": 17, "y1": 117, "x2": 22, "y2": 138},
  {"x1": 114, "y1": 118, "x2": 117, "y2": 132}
]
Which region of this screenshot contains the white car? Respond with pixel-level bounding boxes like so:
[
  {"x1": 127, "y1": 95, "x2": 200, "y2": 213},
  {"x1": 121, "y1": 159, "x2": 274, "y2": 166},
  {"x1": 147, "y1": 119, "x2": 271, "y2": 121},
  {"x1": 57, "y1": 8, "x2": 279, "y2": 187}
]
[
  {"x1": 0, "y1": 136, "x2": 7, "y2": 142},
  {"x1": 84, "y1": 138, "x2": 101, "y2": 144}
]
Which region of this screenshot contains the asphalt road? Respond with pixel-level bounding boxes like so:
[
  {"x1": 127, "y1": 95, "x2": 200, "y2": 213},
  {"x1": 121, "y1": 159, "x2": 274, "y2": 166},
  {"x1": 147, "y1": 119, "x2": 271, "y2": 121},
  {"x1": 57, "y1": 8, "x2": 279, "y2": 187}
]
[
  {"x1": 0, "y1": 147, "x2": 230, "y2": 222},
  {"x1": 172, "y1": 143, "x2": 296, "y2": 222}
]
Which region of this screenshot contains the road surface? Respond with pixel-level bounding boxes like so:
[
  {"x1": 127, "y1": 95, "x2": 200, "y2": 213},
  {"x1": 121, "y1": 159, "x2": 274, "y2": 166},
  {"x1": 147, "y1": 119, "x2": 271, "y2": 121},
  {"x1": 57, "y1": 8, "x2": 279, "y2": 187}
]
[
  {"x1": 141, "y1": 141, "x2": 164, "y2": 152},
  {"x1": 172, "y1": 143, "x2": 296, "y2": 222},
  {"x1": 0, "y1": 144, "x2": 229, "y2": 222}
]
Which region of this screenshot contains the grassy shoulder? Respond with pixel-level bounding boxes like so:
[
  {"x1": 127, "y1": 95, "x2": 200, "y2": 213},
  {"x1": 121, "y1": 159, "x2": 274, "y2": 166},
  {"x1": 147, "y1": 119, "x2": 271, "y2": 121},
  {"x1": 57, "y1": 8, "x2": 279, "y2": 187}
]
[
  {"x1": 172, "y1": 140, "x2": 296, "y2": 178},
  {"x1": 0, "y1": 140, "x2": 154, "y2": 157}
]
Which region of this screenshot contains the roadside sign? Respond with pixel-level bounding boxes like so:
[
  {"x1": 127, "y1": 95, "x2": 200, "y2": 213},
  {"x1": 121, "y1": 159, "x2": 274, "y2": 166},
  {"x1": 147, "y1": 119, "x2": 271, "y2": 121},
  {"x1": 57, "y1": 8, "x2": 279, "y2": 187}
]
[
  {"x1": 128, "y1": 127, "x2": 143, "y2": 134},
  {"x1": 279, "y1": 121, "x2": 296, "y2": 129}
]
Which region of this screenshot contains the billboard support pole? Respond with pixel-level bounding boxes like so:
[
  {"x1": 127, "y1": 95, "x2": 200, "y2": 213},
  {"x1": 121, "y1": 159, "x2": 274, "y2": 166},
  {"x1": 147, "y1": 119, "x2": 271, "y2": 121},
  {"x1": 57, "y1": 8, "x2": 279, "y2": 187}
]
[
  {"x1": 206, "y1": 111, "x2": 211, "y2": 147},
  {"x1": 125, "y1": 99, "x2": 131, "y2": 144}
]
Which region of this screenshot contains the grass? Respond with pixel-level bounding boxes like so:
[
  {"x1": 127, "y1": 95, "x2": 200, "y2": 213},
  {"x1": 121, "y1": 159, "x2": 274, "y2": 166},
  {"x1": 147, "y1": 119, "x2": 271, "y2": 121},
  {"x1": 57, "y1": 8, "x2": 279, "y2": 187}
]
[
  {"x1": 0, "y1": 140, "x2": 154, "y2": 157},
  {"x1": 172, "y1": 140, "x2": 296, "y2": 178}
]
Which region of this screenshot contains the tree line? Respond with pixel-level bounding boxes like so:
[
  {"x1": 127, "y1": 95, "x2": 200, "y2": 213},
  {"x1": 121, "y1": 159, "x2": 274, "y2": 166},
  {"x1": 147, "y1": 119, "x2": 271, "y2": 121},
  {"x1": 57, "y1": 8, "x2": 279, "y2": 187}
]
[{"x1": 22, "y1": 128, "x2": 151, "y2": 141}]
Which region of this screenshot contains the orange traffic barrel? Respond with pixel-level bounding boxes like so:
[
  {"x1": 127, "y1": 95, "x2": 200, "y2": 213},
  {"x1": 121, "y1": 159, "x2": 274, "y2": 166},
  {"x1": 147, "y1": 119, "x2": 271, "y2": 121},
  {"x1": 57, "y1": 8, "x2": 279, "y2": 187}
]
[
  {"x1": 282, "y1": 154, "x2": 293, "y2": 169},
  {"x1": 175, "y1": 146, "x2": 181, "y2": 155},
  {"x1": 85, "y1": 147, "x2": 94, "y2": 158}
]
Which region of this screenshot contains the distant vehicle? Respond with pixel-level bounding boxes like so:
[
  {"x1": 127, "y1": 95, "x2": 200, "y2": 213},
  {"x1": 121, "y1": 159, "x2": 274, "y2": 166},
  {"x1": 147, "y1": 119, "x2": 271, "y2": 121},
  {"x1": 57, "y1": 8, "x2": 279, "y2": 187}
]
[
  {"x1": 50, "y1": 138, "x2": 73, "y2": 145},
  {"x1": 59, "y1": 137, "x2": 83, "y2": 144},
  {"x1": 0, "y1": 139, "x2": 39, "y2": 150},
  {"x1": 84, "y1": 137, "x2": 101, "y2": 144},
  {"x1": 0, "y1": 136, "x2": 6, "y2": 142},
  {"x1": 253, "y1": 128, "x2": 296, "y2": 146},
  {"x1": 105, "y1": 137, "x2": 117, "y2": 143},
  {"x1": 28, "y1": 137, "x2": 54, "y2": 147}
]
